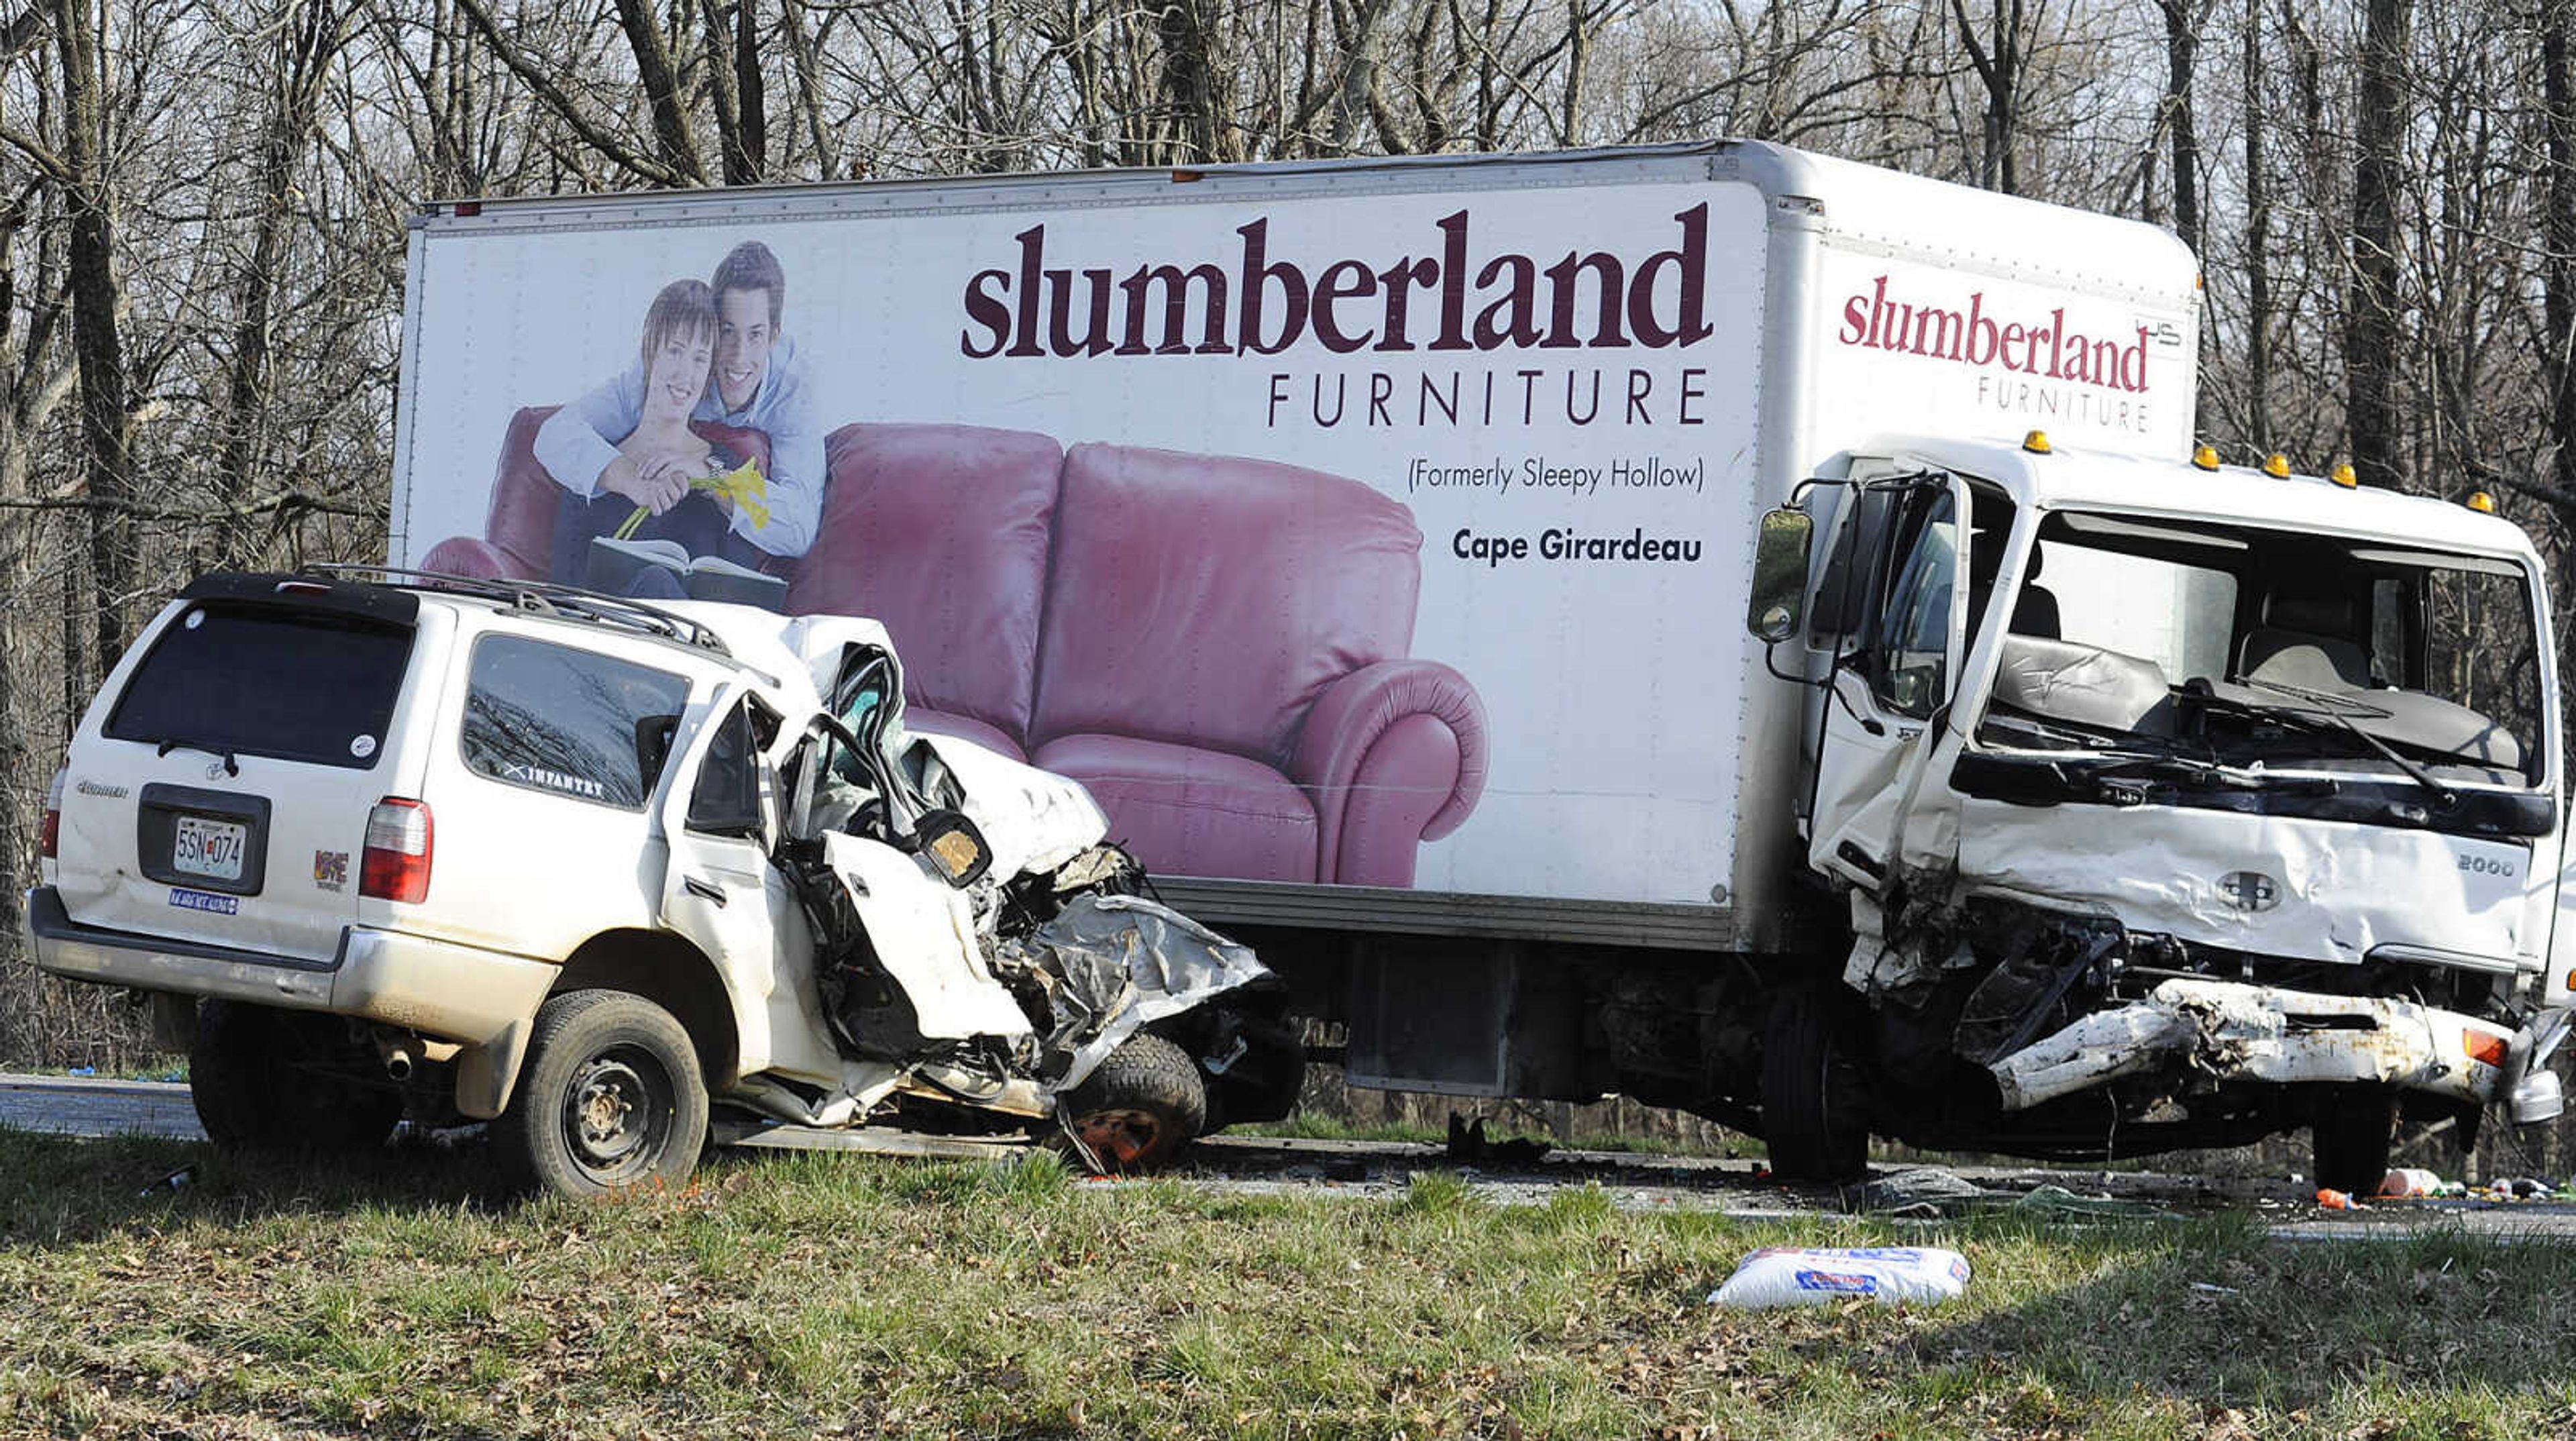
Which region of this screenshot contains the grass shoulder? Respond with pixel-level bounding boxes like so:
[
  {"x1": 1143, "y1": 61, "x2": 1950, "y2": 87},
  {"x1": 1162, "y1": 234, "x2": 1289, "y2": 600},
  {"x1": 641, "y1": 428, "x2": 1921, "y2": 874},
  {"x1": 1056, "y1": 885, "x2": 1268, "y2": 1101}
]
[{"x1": 0, "y1": 1125, "x2": 2566, "y2": 1440}]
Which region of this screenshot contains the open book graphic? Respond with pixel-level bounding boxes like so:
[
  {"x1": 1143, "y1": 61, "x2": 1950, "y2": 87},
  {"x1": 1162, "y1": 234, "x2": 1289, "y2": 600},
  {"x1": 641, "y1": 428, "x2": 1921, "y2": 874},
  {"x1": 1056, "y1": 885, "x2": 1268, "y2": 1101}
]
[{"x1": 585, "y1": 537, "x2": 790, "y2": 610}]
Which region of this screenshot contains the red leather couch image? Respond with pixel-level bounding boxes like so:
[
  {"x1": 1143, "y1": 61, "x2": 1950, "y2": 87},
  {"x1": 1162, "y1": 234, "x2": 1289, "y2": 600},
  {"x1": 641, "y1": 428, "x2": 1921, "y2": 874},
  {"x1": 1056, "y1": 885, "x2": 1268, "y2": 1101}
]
[{"x1": 421, "y1": 409, "x2": 1491, "y2": 888}]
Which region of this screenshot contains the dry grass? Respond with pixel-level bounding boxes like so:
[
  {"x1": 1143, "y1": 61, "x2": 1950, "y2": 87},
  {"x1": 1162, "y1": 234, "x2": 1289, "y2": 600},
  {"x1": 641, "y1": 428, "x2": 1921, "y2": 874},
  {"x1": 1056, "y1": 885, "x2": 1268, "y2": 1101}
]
[{"x1": 3, "y1": 1125, "x2": 2575, "y2": 1439}]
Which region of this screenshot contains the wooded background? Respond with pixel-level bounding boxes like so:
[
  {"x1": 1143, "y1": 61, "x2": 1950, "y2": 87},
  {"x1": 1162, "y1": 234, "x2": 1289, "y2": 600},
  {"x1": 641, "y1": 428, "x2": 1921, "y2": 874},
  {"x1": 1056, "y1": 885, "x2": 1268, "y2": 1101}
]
[{"x1": 0, "y1": 0, "x2": 2569, "y2": 1121}]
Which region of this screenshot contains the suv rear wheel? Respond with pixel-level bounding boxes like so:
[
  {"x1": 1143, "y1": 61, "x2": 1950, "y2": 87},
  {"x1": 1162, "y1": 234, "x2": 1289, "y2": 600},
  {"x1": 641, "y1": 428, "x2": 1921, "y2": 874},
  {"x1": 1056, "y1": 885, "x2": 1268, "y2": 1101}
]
[
  {"x1": 190, "y1": 1000, "x2": 402, "y2": 1155},
  {"x1": 496, "y1": 990, "x2": 708, "y2": 1197}
]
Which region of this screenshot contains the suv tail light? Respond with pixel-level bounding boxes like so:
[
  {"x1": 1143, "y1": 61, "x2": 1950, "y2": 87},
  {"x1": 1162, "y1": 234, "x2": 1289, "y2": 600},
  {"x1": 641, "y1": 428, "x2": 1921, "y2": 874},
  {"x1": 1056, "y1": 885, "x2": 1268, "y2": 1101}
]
[
  {"x1": 39, "y1": 767, "x2": 62, "y2": 859},
  {"x1": 360, "y1": 798, "x2": 433, "y2": 903}
]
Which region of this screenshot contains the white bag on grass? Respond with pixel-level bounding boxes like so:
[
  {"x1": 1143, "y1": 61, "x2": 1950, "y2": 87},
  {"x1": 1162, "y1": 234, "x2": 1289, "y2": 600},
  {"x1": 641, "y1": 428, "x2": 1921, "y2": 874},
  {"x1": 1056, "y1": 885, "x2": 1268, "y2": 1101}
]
[{"x1": 1706, "y1": 1246, "x2": 1972, "y2": 1310}]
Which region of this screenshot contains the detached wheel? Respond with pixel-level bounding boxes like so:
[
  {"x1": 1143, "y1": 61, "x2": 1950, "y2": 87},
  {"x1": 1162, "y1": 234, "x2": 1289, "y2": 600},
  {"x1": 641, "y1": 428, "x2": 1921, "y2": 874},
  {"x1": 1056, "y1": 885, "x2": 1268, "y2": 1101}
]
[
  {"x1": 190, "y1": 999, "x2": 400, "y2": 1154},
  {"x1": 2312, "y1": 1084, "x2": 2398, "y2": 1197},
  {"x1": 1761, "y1": 984, "x2": 1872, "y2": 1182},
  {"x1": 1061, "y1": 1033, "x2": 1205, "y2": 1173},
  {"x1": 495, "y1": 991, "x2": 707, "y2": 1198}
]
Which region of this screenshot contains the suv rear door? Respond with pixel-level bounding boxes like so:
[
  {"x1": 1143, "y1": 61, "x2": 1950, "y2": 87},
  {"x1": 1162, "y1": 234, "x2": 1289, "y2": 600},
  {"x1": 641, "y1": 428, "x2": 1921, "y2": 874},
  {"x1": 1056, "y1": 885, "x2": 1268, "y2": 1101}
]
[{"x1": 54, "y1": 576, "x2": 426, "y2": 964}]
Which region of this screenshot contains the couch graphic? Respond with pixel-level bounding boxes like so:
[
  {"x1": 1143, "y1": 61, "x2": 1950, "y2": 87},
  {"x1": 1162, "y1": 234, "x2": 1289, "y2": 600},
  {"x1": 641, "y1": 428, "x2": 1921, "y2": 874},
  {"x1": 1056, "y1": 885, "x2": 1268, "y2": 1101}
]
[{"x1": 421, "y1": 409, "x2": 1491, "y2": 887}]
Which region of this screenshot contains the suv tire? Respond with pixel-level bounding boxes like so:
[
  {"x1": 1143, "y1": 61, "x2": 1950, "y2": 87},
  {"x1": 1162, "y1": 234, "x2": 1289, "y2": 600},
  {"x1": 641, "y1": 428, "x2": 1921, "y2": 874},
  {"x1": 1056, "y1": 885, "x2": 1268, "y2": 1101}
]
[
  {"x1": 1060, "y1": 1032, "x2": 1205, "y2": 1172},
  {"x1": 496, "y1": 990, "x2": 708, "y2": 1198},
  {"x1": 190, "y1": 999, "x2": 401, "y2": 1155}
]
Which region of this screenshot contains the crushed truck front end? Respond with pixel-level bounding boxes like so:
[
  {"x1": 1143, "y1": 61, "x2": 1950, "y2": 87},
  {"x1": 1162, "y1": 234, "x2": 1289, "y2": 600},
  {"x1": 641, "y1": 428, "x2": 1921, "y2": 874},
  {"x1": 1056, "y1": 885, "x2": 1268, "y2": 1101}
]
[{"x1": 1763, "y1": 437, "x2": 2570, "y2": 1183}]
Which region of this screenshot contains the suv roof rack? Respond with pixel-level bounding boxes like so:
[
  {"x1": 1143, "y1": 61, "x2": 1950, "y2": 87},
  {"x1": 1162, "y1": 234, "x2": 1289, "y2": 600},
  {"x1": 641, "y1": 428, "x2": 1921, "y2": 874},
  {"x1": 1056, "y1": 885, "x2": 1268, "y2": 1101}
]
[{"x1": 304, "y1": 564, "x2": 735, "y2": 657}]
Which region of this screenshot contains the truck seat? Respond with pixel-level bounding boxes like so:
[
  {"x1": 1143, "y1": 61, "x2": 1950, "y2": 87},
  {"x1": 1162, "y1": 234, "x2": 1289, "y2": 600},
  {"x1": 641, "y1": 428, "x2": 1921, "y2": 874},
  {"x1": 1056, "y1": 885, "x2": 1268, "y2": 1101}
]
[
  {"x1": 2010, "y1": 584, "x2": 2061, "y2": 639},
  {"x1": 2239, "y1": 588, "x2": 2370, "y2": 691}
]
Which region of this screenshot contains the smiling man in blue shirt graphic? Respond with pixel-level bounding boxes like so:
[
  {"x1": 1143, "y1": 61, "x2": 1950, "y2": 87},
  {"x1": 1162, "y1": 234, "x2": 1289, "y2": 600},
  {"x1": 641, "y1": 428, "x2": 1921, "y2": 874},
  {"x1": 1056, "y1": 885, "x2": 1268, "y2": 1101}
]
[{"x1": 535, "y1": 241, "x2": 826, "y2": 587}]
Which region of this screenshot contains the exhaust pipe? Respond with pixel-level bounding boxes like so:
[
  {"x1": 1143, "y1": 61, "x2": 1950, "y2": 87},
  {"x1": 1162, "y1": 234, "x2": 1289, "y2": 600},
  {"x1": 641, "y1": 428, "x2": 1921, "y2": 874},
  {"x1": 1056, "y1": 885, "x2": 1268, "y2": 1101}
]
[{"x1": 376, "y1": 1034, "x2": 418, "y2": 1083}]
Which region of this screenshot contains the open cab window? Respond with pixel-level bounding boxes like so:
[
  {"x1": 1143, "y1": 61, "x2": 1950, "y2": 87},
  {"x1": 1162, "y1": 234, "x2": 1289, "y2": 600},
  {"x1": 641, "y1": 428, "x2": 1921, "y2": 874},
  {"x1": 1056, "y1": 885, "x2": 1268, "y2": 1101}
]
[{"x1": 1968, "y1": 510, "x2": 2549, "y2": 832}]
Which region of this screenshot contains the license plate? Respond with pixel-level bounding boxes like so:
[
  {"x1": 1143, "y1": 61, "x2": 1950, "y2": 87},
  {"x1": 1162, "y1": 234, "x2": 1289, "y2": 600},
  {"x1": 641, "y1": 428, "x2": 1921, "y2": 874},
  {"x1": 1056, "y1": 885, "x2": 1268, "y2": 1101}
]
[{"x1": 172, "y1": 814, "x2": 248, "y2": 884}]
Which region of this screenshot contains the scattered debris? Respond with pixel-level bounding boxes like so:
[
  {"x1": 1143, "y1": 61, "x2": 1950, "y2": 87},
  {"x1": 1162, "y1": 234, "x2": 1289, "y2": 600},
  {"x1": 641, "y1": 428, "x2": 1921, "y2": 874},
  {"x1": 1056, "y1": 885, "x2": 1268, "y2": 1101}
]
[
  {"x1": 136, "y1": 1165, "x2": 194, "y2": 1197},
  {"x1": 2315, "y1": 1188, "x2": 2356, "y2": 1210},
  {"x1": 2008, "y1": 1183, "x2": 2171, "y2": 1219},
  {"x1": 1707, "y1": 1246, "x2": 1972, "y2": 1310},
  {"x1": 1854, "y1": 1165, "x2": 1988, "y2": 1216},
  {"x1": 2376, "y1": 1167, "x2": 2445, "y2": 1199},
  {"x1": 1849, "y1": 1166, "x2": 2176, "y2": 1220},
  {"x1": 1443, "y1": 1115, "x2": 1552, "y2": 1167}
]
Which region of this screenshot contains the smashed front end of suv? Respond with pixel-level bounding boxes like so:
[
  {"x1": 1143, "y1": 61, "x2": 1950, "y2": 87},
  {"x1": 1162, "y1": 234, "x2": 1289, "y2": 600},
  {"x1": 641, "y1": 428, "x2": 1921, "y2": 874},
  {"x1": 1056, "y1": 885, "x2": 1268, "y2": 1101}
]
[{"x1": 716, "y1": 619, "x2": 1303, "y2": 1171}]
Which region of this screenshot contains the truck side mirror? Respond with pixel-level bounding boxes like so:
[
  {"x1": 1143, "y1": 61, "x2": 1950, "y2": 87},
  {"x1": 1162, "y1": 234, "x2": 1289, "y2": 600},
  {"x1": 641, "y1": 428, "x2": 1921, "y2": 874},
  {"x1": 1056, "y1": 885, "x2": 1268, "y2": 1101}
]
[{"x1": 1746, "y1": 507, "x2": 1814, "y2": 643}]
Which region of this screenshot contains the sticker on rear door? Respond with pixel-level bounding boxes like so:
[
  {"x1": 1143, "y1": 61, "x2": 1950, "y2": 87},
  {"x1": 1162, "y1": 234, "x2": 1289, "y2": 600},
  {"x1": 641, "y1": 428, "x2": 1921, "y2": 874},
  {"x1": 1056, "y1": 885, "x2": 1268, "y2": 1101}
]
[
  {"x1": 313, "y1": 850, "x2": 348, "y2": 892},
  {"x1": 168, "y1": 887, "x2": 239, "y2": 916},
  {"x1": 350, "y1": 735, "x2": 376, "y2": 759}
]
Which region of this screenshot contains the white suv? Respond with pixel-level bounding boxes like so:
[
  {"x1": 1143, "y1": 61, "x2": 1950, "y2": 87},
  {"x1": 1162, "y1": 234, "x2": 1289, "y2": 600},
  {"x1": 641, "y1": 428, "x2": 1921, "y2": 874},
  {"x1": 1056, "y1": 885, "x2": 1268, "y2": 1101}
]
[{"x1": 28, "y1": 570, "x2": 1301, "y2": 1195}]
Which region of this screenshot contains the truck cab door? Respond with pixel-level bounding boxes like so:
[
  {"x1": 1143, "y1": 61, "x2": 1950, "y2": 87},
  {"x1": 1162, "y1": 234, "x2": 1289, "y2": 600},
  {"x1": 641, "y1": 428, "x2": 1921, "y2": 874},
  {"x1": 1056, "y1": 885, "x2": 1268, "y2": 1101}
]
[{"x1": 1807, "y1": 467, "x2": 1968, "y2": 892}]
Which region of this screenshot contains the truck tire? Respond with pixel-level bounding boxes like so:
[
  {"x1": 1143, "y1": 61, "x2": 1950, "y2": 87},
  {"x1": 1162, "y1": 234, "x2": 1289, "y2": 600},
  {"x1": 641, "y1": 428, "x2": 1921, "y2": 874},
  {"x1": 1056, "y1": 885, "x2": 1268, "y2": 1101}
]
[
  {"x1": 2311, "y1": 1085, "x2": 2398, "y2": 1197},
  {"x1": 494, "y1": 990, "x2": 708, "y2": 1198},
  {"x1": 1060, "y1": 1033, "x2": 1206, "y2": 1173},
  {"x1": 1761, "y1": 985, "x2": 1870, "y2": 1182},
  {"x1": 189, "y1": 999, "x2": 401, "y2": 1154}
]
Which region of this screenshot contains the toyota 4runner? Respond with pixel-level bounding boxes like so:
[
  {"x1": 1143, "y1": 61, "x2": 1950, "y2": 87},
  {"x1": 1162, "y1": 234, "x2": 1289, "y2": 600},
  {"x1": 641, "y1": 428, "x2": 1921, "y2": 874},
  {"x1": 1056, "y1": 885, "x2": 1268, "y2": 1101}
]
[{"x1": 27, "y1": 569, "x2": 1302, "y2": 1195}]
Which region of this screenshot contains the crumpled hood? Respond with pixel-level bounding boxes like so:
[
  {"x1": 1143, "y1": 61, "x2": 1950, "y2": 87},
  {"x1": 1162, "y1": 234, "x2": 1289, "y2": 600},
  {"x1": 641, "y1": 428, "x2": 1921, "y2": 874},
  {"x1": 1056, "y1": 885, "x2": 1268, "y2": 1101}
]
[
  {"x1": 996, "y1": 892, "x2": 1273, "y2": 1092},
  {"x1": 1954, "y1": 798, "x2": 2543, "y2": 967}
]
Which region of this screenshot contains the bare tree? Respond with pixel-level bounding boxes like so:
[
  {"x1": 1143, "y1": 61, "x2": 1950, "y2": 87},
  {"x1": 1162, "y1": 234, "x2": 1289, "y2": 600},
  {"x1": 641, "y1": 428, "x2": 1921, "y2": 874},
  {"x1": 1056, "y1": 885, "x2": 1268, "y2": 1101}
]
[
  {"x1": 2544, "y1": 0, "x2": 2576, "y2": 503},
  {"x1": 2347, "y1": 0, "x2": 2408, "y2": 488}
]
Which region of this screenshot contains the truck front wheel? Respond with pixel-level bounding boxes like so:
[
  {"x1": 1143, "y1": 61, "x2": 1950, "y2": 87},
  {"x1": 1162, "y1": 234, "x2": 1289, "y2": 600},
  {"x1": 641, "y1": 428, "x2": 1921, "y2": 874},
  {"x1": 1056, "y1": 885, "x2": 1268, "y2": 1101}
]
[
  {"x1": 496, "y1": 990, "x2": 708, "y2": 1197},
  {"x1": 1761, "y1": 985, "x2": 1871, "y2": 1182},
  {"x1": 191, "y1": 999, "x2": 400, "y2": 1154},
  {"x1": 1060, "y1": 1032, "x2": 1206, "y2": 1173}
]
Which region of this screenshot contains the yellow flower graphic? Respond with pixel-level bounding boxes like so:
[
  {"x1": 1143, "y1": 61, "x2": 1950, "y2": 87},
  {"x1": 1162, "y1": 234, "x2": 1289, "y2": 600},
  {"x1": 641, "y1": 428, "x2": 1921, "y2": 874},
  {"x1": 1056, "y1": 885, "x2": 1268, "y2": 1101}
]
[{"x1": 612, "y1": 456, "x2": 770, "y2": 541}]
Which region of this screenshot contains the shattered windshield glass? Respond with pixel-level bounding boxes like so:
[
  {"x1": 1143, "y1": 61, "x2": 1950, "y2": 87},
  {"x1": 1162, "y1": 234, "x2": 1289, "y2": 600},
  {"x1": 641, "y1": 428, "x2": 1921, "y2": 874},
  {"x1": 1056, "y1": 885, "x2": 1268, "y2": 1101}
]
[{"x1": 1975, "y1": 509, "x2": 2542, "y2": 788}]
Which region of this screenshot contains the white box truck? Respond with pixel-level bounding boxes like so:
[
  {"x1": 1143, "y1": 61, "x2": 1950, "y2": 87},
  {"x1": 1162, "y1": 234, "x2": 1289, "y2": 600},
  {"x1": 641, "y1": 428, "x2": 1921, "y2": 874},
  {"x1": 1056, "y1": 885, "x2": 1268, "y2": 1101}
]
[{"x1": 380, "y1": 140, "x2": 2571, "y2": 1187}]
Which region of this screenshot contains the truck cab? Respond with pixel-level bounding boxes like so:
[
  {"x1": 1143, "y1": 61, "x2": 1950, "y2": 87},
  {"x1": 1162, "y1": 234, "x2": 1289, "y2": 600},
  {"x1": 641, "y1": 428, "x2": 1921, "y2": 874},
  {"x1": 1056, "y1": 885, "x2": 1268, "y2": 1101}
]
[{"x1": 1752, "y1": 436, "x2": 2570, "y2": 1187}]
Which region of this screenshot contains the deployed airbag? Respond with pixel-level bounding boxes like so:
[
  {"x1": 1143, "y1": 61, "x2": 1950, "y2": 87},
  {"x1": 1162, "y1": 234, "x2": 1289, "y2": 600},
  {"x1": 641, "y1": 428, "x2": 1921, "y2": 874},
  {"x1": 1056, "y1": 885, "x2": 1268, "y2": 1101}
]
[{"x1": 1990, "y1": 635, "x2": 2175, "y2": 735}]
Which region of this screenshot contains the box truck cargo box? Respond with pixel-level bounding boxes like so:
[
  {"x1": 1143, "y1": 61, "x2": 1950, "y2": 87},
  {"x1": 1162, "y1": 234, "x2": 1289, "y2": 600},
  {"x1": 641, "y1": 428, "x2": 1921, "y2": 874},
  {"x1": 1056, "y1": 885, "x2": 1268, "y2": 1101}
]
[
  {"x1": 379, "y1": 141, "x2": 2572, "y2": 1186},
  {"x1": 394, "y1": 143, "x2": 2193, "y2": 941}
]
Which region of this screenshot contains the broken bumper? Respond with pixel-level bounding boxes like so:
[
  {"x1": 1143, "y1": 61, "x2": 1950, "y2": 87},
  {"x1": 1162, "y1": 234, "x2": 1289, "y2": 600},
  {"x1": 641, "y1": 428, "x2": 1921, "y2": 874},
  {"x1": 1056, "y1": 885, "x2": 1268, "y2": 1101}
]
[{"x1": 1989, "y1": 976, "x2": 2519, "y2": 1112}]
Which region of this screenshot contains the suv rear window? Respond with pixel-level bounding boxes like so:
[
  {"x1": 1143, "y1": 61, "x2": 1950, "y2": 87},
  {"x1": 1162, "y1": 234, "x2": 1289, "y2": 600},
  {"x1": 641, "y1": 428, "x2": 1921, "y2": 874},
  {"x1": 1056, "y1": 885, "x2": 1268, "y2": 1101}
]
[
  {"x1": 105, "y1": 604, "x2": 413, "y2": 769},
  {"x1": 460, "y1": 635, "x2": 691, "y2": 810}
]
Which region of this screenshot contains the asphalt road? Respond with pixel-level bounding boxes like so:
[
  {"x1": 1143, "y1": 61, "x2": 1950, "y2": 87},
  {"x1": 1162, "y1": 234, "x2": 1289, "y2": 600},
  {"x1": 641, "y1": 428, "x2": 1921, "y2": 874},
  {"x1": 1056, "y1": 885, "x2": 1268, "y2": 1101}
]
[{"x1": 9, "y1": 1071, "x2": 2576, "y2": 1239}]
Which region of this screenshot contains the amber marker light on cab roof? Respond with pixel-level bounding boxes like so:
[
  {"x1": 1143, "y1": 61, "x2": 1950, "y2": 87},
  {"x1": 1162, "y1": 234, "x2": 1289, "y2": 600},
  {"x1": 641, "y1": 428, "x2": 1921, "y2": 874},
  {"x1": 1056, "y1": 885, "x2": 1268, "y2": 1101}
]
[
  {"x1": 2467, "y1": 491, "x2": 2498, "y2": 513},
  {"x1": 2022, "y1": 429, "x2": 2051, "y2": 454},
  {"x1": 2192, "y1": 444, "x2": 2221, "y2": 471},
  {"x1": 2329, "y1": 462, "x2": 2359, "y2": 489},
  {"x1": 2262, "y1": 453, "x2": 2292, "y2": 479}
]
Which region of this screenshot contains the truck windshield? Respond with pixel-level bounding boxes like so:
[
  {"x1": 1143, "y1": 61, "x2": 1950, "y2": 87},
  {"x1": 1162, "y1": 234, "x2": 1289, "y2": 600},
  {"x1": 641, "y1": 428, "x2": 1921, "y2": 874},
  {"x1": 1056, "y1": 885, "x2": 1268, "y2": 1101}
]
[{"x1": 1974, "y1": 510, "x2": 2543, "y2": 787}]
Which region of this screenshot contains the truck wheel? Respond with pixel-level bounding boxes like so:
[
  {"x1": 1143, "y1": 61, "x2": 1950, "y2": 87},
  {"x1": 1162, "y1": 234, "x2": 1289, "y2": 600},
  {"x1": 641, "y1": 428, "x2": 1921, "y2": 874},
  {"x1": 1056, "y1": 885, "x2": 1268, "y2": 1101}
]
[
  {"x1": 1061, "y1": 1033, "x2": 1205, "y2": 1173},
  {"x1": 190, "y1": 1000, "x2": 400, "y2": 1154},
  {"x1": 495, "y1": 990, "x2": 708, "y2": 1198},
  {"x1": 1761, "y1": 985, "x2": 1870, "y2": 1182},
  {"x1": 2311, "y1": 1085, "x2": 2398, "y2": 1197}
]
